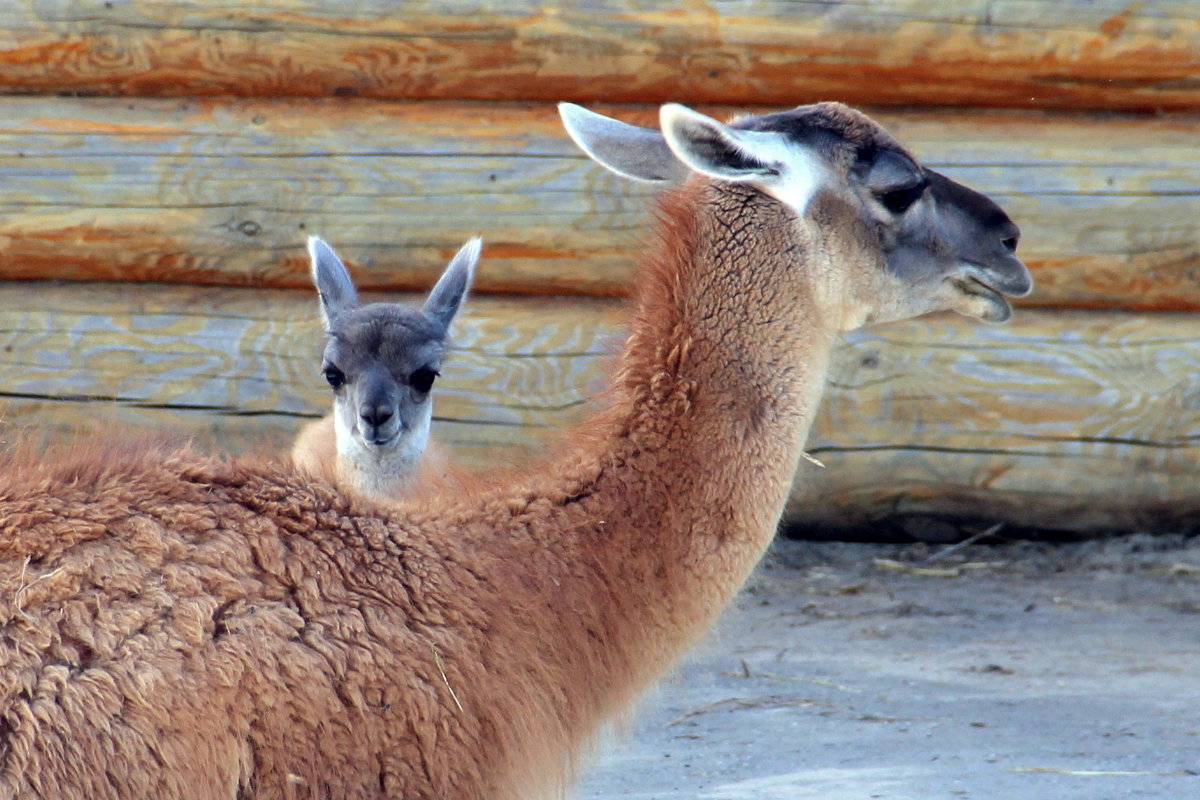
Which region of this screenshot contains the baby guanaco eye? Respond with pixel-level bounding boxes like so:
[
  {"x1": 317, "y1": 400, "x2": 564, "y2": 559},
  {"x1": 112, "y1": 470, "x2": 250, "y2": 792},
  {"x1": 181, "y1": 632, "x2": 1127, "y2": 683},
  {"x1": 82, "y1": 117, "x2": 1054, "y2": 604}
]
[
  {"x1": 409, "y1": 367, "x2": 438, "y2": 394},
  {"x1": 877, "y1": 181, "x2": 927, "y2": 215},
  {"x1": 323, "y1": 365, "x2": 345, "y2": 390}
]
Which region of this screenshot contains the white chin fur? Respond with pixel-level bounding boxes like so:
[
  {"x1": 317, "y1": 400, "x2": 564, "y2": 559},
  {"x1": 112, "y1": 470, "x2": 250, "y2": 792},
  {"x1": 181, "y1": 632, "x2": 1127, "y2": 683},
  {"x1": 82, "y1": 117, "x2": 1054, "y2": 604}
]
[{"x1": 333, "y1": 409, "x2": 432, "y2": 498}]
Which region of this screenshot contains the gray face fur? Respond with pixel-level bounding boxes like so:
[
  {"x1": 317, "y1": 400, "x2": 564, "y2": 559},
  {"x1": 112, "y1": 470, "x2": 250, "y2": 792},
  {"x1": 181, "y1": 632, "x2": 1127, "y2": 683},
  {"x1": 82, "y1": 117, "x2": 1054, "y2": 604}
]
[
  {"x1": 559, "y1": 101, "x2": 1032, "y2": 326},
  {"x1": 308, "y1": 236, "x2": 479, "y2": 489}
]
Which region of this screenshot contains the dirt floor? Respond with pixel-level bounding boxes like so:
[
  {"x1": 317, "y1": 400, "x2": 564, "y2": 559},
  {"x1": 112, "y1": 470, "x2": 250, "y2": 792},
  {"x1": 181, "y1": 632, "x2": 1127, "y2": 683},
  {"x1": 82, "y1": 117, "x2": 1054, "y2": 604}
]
[{"x1": 578, "y1": 534, "x2": 1200, "y2": 799}]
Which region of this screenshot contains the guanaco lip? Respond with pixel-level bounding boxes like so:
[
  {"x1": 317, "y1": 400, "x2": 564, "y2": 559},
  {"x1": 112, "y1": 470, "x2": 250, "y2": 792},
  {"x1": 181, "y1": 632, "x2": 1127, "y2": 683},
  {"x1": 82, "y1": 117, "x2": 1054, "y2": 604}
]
[
  {"x1": 955, "y1": 275, "x2": 1004, "y2": 300},
  {"x1": 361, "y1": 430, "x2": 400, "y2": 448},
  {"x1": 951, "y1": 274, "x2": 1014, "y2": 322},
  {"x1": 956, "y1": 257, "x2": 1033, "y2": 299}
]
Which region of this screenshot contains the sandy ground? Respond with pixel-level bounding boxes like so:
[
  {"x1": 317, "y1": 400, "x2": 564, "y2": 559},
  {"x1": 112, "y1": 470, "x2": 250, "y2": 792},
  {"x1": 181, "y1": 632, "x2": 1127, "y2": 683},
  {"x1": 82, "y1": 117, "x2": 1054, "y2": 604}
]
[{"x1": 578, "y1": 535, "x2": 1200, "y2": 800}]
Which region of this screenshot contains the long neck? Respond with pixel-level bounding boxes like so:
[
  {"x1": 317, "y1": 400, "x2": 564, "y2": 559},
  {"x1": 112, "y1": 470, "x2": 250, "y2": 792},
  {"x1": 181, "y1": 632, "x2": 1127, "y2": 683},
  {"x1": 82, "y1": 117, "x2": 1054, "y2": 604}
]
[
  {"x1": 598, "y1": 180, "x2": 837, "y2": 621},
  {"x1": 479, "y1": 182, "x2": 841, "y2": 784}
]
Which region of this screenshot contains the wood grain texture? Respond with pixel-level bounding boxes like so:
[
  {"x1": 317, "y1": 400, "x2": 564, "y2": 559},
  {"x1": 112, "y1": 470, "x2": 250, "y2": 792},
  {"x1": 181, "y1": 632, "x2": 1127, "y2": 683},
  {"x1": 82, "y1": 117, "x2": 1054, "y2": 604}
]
[
  {"x1": 0, "y1": 281, "x2": 621, "y2": 463},
  {"x1": 2, "y1": 281, "x2": 1198, "y2": 534},
  {"x1": 1, "y1": 1, "x2": 1199, "y2": 112},
  {"x1": 2, "y1": 97, "x2": 1199, "y2": 310},
  {"x1": 791, "y1": 312, "x2": 1200, "y2": 535}
]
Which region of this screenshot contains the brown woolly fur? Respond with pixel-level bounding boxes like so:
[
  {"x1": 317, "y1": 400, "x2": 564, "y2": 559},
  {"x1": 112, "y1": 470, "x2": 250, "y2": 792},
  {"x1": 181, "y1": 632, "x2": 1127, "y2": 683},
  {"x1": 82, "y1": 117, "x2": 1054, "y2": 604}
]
[
  {"x1": 0, "y1": 183, "x2": 824, "y2": 800},
  {"x1": 0, "y1": 103, "x2": 1028, "y2": 798}
]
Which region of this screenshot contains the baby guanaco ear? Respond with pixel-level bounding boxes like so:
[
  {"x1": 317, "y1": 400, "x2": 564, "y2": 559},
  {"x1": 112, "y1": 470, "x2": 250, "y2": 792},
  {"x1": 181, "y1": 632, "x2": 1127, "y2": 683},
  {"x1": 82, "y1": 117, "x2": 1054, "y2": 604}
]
[
  {"x1": 558, "y1": 102, "x2": 689, "y2": 184},
  {"x1": 423, "y1": 237, "x2": 480, "y2": 331},
  {"x1": 307, "y1": 236, "x2": 359, "y2": 331},
  {"x1": 659, "y1": 103, "x2": 825, "y2": 214}
]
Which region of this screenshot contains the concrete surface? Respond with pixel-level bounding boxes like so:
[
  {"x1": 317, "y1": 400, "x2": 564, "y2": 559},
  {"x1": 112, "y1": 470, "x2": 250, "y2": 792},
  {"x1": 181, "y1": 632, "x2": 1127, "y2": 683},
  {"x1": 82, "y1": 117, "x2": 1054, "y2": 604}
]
[{"x1": 578, "y1": 536, "x2": 1200, "y2": 799}]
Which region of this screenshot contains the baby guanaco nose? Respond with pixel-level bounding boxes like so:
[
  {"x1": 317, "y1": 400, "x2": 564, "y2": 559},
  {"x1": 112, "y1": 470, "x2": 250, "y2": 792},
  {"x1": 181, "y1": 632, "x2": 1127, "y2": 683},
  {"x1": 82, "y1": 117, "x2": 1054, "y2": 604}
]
[{"x1": 359, "y1": 402, "x2": 394, "y2": 429}]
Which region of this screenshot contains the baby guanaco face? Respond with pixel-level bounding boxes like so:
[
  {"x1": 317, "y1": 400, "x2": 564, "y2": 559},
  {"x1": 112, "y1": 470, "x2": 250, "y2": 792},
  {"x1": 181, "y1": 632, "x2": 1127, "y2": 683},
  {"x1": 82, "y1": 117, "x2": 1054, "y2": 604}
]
[
  {"x1": 321, "y1": 305, "x2": 445, "y2": 456},
  {"x1": 559, "y1": 101, "x2": 1032, "y2": 330},
  {"x1": 307, "y1": 237, "x2": 478, "y2": 484}
]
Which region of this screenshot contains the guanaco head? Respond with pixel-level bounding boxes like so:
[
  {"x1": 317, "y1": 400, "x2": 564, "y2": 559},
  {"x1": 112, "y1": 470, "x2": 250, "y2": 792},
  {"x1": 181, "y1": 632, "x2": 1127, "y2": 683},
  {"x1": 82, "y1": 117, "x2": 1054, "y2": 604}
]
[
  {"x1": 307, "y1": 236, "x2": 479, "y2": 483},
  {"x1": 559, "y1": 102, "x2": 1031, "y2": 329}
]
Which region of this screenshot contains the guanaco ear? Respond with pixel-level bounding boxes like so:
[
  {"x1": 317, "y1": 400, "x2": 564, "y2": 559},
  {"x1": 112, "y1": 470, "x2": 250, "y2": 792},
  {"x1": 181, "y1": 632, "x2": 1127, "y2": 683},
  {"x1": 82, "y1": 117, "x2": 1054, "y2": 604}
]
[
  {"x1": 659, "y1": 103, "x2": 824, "y2": 213},
  {"x1": 423, "y1": 237, "x2": 480, "y2": 331},
  {"x1": 862, "y1": 149, "x2": 924, "y2": 195},
  {"x1": 558, "y1": 102, "x2": 689, "y2": 184},
  {"x1": 308, "y1": 236, "x2": 359, "y2": 331}
]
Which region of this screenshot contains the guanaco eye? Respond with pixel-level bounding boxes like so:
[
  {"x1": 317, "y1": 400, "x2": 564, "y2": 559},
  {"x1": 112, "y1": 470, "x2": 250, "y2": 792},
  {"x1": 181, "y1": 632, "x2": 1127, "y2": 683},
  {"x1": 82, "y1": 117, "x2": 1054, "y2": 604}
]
[
  {"x1": 409, "y1": 367, "x2": 438, "y2": 394},
  {"x1": 877, "y1": 181, "x2": 927, "y2": 215},
  {"x1": 323, "y1": 365, "x2": 345, "y2": 390}
]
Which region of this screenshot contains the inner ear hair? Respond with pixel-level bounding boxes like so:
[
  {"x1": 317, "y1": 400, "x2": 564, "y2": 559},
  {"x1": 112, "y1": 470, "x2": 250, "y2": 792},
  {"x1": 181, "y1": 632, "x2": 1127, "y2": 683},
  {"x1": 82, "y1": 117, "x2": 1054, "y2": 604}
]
[
  {"x1": 659, "y1": 103, "x2": 783, "y2": 182},
  {"x1": 689, "y1": 130, "x2": 778, "y2": 177}
]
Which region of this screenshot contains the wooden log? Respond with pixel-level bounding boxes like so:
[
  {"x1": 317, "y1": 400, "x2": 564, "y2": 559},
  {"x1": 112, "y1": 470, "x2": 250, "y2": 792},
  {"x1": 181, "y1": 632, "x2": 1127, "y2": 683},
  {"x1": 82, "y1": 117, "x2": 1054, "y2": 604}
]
[
  {"x1": 2, "y1": 97, "x2": 1198, "y2": 310},
  {"x1": 2, "y1": 1, "x2": 1199, "y2": 112},
  {"x1": 2, "y1": 281, "x2": 1198, "y2": 535},
  {"x1": 0, "y1": 281, "x2": 620, "y2": 463},
  {"x1": 790, "y1": 312, "x2": 1200, "y2": 536}
]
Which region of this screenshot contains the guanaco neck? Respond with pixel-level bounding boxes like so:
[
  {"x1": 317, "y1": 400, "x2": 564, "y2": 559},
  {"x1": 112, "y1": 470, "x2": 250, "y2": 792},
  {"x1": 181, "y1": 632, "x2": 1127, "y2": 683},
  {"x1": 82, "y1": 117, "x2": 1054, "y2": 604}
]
[
  {"x1": 335, "y1": 434, "x2": 424, "y2": 499},
  {"x1": 484, "y1": 181, "x2": 843, "y2": 766},
  {"x1": 603, "y1": 180, "x2": 838, "y2": 594}
]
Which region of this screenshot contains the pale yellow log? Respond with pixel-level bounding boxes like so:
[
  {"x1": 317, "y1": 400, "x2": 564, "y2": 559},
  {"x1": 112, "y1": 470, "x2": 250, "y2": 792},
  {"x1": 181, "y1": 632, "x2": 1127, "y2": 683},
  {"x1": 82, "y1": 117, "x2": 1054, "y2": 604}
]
[{"x1": 1, "y1": 281, "x2": 1197, "y2": 534}]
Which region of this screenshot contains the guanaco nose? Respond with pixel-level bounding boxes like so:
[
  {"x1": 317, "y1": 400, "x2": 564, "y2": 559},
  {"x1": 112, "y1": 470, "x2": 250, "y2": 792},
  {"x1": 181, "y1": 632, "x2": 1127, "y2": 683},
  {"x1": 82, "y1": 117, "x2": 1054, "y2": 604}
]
[
  {"x1": 359, "y1": 401, "x2": 394, "y2": 429},
  {"x1": 998, "y1": 219, "x2": 1020, "y2": 254}
]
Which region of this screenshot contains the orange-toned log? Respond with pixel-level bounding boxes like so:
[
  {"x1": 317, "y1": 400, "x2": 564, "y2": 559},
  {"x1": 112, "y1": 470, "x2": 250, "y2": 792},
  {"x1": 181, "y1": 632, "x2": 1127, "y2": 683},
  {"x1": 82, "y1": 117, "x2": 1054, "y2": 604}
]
[
  {"x1": 2, "y1": 97, "x2": 1199, "y2": 311},
  {"x1": 2, "y1": 281, "x2": 1199, "y2": 536},
  {"x1": 1, "y1": 2, "x2": 1200, "y2": 112}
]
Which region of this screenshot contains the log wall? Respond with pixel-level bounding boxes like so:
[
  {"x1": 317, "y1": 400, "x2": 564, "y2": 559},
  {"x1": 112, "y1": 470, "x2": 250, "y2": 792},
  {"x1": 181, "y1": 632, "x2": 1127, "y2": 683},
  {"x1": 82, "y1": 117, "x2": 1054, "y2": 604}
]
[
  {"x1": 2, "y1": 1, "x2": 1199, "y2": 112},
  {"x1": 2, "y1": 1, "x2": 1197, "y2": 536},
  {"x1": 3, "y1": 282, "x2": 1198, "y2": 534},
  {"x1": 2, "y1": 97, "x2": 1198, "y2": 310}
]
